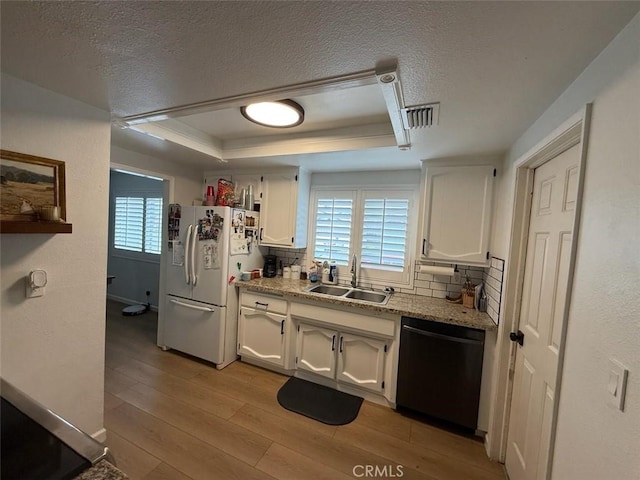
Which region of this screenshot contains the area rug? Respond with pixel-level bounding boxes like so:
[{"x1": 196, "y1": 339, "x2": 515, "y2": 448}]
[{"x1": 276, "y1": 376, "x2": 363, "y2": 425}]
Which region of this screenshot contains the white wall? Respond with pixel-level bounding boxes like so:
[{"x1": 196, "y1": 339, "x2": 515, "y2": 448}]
[
  {"x1": 491, "y1": 14, "x2": 639, "y2": 479},
  {"x1": 110, "y1": 145, "x2": 203, "y2": 206},
  {"x1": 107, "y1": 170, "x2": 164, "y2": 306},
  {"x1": 0, "y1": 74, "x2": 111, "y2": 438}
]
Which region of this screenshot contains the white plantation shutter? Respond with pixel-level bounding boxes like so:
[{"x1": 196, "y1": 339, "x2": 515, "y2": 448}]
[
  {"x1": 114, "y1": 197, "x2": 144, "y2": 251},
  {"x1": 310, "y1": 187, "x2": 415, "y2": 286},
  {"x1": 314, "y1": 197, "x2": 353, "y2": 265},
  {"x1": 144, "y1": 197, "x2": 163, "y2": 254},
  {"x1": 114, "y1": 196, "x2": 163, "y2": 254},
  {"x1": 361, "y1": 197, "x2": 409, "y2": 270}
]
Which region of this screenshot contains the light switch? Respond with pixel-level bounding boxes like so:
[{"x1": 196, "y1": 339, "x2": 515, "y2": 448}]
[{"x1": 607, "y1": 358, "x2": 629, "y2": 411}]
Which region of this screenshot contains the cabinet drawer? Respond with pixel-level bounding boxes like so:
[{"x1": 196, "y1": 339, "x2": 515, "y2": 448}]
[{"x1": 241, "y1": 291, "x2": 288, "y2": 314}]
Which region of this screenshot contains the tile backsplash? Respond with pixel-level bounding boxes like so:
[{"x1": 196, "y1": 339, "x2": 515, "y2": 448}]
[{"x1": 267, "y1": 247, "x2": 504, "y2": 325}]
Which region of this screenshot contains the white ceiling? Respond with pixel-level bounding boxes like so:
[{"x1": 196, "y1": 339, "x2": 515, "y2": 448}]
[{"x1": 1, "y1": 1, "x2": 638, "y2": 172}]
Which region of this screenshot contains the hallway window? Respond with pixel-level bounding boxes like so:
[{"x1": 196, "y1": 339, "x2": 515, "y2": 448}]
[{"x1": 114, "y1": 196, "x2": 163, "y2": 254}]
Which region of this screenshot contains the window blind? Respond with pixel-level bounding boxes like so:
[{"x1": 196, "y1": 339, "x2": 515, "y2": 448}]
[
  {"x1": 144, "y1": 197, "x2": 163, "y2": 254},
  {"x1": 313, "y1": 197, "x2": 353, "y2": 265},
  {"x1": 114, "y1": 196, "x2": 163, "y2": 254},
  {"x1": 361, "y1": 198, "x2": 409, "y2": 270}
]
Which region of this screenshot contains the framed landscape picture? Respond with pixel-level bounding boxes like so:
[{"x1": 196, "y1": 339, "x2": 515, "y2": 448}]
[{"x1": 0, "y1": 150, "x2": 66, "y2": 222}]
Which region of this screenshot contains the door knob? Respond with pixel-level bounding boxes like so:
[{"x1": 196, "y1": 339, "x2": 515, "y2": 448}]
[{"x1": 509, "y1": 330, "x2": 524, "y2": 346}]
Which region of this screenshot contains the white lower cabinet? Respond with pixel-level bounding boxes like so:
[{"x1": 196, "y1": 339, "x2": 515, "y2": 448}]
[
  {"x1": 336, "y1": 333, "x2": 386, "y2": 392},
  {"x1": 296, "y1": 323, "x2": 337, "y2": 379},
  {"x1": 295, "y1": 322, "x2": 387, "y2": 393},
  {"x1": 238, "y1": 306, "x2": 286, "y2": 367}
]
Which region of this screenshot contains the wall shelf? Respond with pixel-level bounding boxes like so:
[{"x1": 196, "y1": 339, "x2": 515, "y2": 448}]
[{"x1": 0, "y1": 221, "x2": 73, "y2": 234}]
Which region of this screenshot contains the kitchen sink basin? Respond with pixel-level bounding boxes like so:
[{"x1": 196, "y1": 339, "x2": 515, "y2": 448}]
[
  {"x1": 344, "y1": 289, "x2": 388, "y2": 303},
  {"x1": 304, "y1": 284, "x2": 391, "y2": 305},
  {"x1": 305, "y1": 284, "x2": 351, "y2": 296}
]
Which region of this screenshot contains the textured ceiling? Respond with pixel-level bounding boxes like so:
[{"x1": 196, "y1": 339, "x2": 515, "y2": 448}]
[{"x1": 1, "y1": 1, "x2": 639, "y2": 171}]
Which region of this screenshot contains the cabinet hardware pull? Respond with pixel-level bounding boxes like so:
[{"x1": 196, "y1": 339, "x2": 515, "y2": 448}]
[
  {"x1": 331, "y1": 335, "x2": 336, "y2": 351},
  {"x1": 170, "y1": 299, "x2": 214, "y2": 312},
  {"x1": 280, "y1": 319, "x2": 285, "y2": 335},
  {"x1": 339, "y1": 336, "x2": 344, "y2": 352},
  {"x1": 255, "y1": 301, "x2": 268, "y2": 309},
  {"x1": 259, "y1": 228, "x2": 264, "y2": 241},
  {"x1": 422, "y1": 238, "x2": 426, "y2": 255},
  {"x1": 184, "y1": 225, "x2": 192, "y2": 284}
]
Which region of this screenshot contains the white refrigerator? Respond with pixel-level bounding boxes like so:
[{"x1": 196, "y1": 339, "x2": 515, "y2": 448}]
[{"x1": 161, "y1": 205, "x2": 263, "y2": 369}]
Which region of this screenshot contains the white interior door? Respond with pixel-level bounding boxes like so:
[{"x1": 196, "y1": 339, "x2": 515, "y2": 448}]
[{"x1": 505, "y1": 144, "x2": 580, "y2": 480}]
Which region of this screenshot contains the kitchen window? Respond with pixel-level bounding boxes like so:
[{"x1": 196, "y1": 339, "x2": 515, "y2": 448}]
[
  {"x1": 114, "y1": 196, "x2": 163, "y2": 255},
  {"x1": 310, "y1": 187, "x2": 415, "y2": 287}
]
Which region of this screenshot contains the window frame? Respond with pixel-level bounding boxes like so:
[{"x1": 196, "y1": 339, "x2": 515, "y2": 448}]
[
  {"x1": 308, "y1": 185, "x2": 417, "y2": 288},
  {"x1": 111, "y1": 189, "x2": 164, "y2": 264}
]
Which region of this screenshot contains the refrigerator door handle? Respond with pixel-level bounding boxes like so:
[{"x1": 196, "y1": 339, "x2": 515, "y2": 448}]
[
  {"x1": 170, "y1": 298, "x2": 215, "y2": 312},
  {"x1": 184, "y1": 225, "x2": 192, "y2": 285},
  {"x1": 191, "y1": 223, "x2": 198, "y2": 286}
]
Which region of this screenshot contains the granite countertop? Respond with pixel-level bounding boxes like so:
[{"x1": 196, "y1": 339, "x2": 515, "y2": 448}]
[
  {"x1": 237, "y1": 277, "x2": 497, "y2": 331},
  {"x1": 73, "y1": 460, "x2": 128, "y2": 480}
]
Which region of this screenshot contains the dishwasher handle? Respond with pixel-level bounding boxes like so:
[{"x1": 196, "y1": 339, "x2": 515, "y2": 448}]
[{"x1": 402, "y1": 324, "x2": 484, "y2": 346}]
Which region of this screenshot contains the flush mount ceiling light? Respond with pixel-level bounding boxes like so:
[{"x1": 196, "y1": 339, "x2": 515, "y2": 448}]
[{"x1": 240, "y1": 100, "x2": 304, "y2": 128}]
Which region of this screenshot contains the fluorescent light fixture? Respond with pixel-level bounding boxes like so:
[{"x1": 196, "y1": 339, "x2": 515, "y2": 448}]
[
  {"x1": 240, "y1": 100, "x2": 304, "y2": 128},
  {"x1": 376, "y1": 66, "x2": 411, "y2": 150}
]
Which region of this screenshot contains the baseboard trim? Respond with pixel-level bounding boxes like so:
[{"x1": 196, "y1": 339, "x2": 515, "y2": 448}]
[
  {"x1": 91, "y1": 427, "x2": 107, "y2": 443},
  {"x1": 106, "y1": 294, "x2": 159, "y2": 312}
]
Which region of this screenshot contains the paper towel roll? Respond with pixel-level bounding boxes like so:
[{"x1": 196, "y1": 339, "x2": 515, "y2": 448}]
[{"x1": 418, "y1": 265, "x2": 455, "y2": 276}]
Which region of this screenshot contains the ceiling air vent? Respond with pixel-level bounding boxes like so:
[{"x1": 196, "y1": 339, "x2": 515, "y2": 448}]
[{"x1": 401, "y1": 103, "x2": 440, "y2": 130}]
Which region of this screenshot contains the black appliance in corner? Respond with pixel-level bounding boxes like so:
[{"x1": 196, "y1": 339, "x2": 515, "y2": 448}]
[
  {"x1": 263, "y1": 255, "x2": 277, "y2": 278},
  {"x1": 396, "y1": 316, "x2": 485, "y2": 430}
]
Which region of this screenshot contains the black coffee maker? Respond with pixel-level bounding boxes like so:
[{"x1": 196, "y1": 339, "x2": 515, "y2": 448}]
[{"x1": 263, "y1": 255, "x2": 277, "y2": 278}]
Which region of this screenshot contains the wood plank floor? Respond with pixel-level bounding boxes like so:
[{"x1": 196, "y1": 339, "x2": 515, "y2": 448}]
[{"x1": 103, "y1": 300, "x2": 505, "y2": 480}]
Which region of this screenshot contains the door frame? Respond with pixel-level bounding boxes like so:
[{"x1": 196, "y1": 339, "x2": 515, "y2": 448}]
[
  {"x1": 486, "y1": 104, "x2": 592, "y2": 475},
  {"x1": 110, "y1": 162, "x2": 175, "y2": 347}
]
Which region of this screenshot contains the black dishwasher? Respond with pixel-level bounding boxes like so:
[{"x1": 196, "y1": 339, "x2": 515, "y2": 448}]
[{"x1": 396, "y1": 316, "x2": 485, "y2": 430}]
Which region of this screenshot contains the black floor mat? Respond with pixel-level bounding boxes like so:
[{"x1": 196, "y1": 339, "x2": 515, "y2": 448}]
[{"x1": 276, "y1": 377, "x2": 363, "y2": 425}]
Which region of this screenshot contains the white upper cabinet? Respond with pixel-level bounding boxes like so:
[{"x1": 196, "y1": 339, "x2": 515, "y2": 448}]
[
  {"x1": 259, "y1": 169, "x2": 310, "y2": 248},
  {"x1": 419, "y1": 164, "x2": 495, "y2": 266}
]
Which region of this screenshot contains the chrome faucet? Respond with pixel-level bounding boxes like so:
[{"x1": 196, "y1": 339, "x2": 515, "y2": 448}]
[{"x1": 350, "y1": 254, "x2": 358, "y2": 288}]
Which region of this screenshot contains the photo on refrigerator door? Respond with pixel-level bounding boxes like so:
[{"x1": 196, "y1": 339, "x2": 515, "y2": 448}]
[{"x1": 197, "y1": 211, "x2": 223, "y2": 241}]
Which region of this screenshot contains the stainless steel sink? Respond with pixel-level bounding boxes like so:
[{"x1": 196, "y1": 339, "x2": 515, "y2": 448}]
[
  {"x1": 305, "y1": 284, "x2": 351, "y2": 296},
  {"x1": 344, "y1": 289, "x2": 388, "y2": 303},
  {"x1": 304, "y1": 284, "x2": 391, "y2": 305}
]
